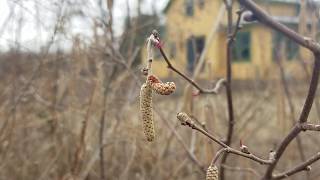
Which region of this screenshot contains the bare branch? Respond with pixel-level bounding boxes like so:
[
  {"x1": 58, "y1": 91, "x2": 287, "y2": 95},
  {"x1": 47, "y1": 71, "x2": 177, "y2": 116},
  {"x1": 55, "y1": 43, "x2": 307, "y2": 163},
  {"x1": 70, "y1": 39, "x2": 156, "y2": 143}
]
[
  {"x1": 147, "y1": 30, "x2": 225, "y2": 94},
  {"x1": 272, "y1": 153, "x2": 320, "y2": 180},
  {"x1": 238, "y1": 0, "x2": 320, "y2": 52},
  {"x1": 177, "y1": 112, "x2": 272, "y2": 165}
]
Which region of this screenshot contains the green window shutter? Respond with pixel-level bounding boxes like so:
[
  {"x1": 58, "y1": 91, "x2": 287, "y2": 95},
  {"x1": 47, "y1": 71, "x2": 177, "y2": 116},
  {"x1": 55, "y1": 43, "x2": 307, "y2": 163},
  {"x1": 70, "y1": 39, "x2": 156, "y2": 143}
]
[{"x1": 233, "y1": 31, "x2": 251, "y2": 62}]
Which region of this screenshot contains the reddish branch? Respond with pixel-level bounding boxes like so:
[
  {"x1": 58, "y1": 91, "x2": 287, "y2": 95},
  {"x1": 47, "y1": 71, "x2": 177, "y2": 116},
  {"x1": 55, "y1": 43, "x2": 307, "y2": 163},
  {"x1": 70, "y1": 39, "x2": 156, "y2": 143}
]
[{"x1": 151, "y1": 31, "x2": 226, "y2": 94}]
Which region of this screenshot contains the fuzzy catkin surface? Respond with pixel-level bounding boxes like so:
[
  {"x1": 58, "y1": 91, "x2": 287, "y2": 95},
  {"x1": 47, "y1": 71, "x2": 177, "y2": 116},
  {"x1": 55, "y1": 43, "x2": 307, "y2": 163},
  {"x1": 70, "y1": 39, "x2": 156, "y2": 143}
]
[
  {"x1": 140, "y1": 83, "x2": 155, "y2": 142},
  {"x1": 206, "y1": 166, "x2": 218, "y2": 180},
  {"x1": 147, "y1": 75, "x2": 176, "y2": 95}
]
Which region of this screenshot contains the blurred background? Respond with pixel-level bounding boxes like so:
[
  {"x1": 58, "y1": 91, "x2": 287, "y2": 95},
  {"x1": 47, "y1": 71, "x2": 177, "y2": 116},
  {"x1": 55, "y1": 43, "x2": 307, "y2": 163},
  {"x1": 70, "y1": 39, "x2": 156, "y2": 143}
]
[{"x1": 1, "y1": 0, "x2": 320, "y2": 179}]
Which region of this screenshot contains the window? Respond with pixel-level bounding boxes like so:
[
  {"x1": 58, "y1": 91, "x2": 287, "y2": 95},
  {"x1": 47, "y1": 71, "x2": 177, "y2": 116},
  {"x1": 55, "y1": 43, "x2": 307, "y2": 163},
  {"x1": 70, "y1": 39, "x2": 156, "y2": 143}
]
[
  {"x1": 185, "y1": 0, "x2": 194, "y2": 16},
  {"x1": 273, "y1": 31, "x2": 299, "y2": 61},
  {"x1": 233, "y1": 32, "x2": 251, "y2": 62},
  {"x1": 186, "y1": 35, "x2": 205, "y2": 73}
]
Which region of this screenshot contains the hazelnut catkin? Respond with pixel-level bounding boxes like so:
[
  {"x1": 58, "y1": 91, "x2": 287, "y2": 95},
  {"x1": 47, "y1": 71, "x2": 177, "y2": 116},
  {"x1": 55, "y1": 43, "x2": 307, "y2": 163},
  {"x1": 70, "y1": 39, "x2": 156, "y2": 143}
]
[
  {"x1": 206, "y1": 165, "x2": 219, "y2": 180},
  {"x1": 140, "y1": 83, "x2": 155, "y2": 142},
  {"x1": 147, "y1": 75, "x2": 176, "y2": 95}
]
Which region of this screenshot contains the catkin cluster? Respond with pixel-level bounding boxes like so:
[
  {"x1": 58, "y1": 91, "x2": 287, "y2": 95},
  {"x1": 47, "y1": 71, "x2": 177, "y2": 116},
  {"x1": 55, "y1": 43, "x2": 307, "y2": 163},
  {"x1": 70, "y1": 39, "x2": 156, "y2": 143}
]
[
  {"x1": 206, "y1": 165, "x2": 219, "y2": 180},
  {"x1": 140, "y1": 83, "x2": 155, "y2": 142},
  {"x1": 147, "y1": 75, "x2": 176, "y2": 95}
]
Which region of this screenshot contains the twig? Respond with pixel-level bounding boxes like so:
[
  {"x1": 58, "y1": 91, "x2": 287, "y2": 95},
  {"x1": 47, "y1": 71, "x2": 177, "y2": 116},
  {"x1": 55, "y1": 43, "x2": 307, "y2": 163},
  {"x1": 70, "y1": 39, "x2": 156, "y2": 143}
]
[
  {"x1": 152, "y1": 31, "x2": 225, "y2": 94},
  {"x1": 300, "y1": 123, "x2": 320, "y2": 131},
  {"x1": 238, "y1": 0, "x2": 320, "y2": 52},
  {"x1": 154, "y1": 108, "x2": 205, "y2": 172},
  {"x1": 177, "y1": 112, "x2": 272, "y2": 165},
  {"x1": 238, "y1": 1, "x2": 320, "y2": 179},
  {"x1": 272, "y1": 153, "x2": 320, "y2": 180},
  {"x1": 212, "y1": 148, "x2": 228, "y2": 165},
  {"x1": 275, "y1": 42, "x2": 309, "y2": 179},
  {"x1": 99, "y1": 66, "x2": 118, "y2": 180},
  {"x1": 220, "y1": 4, "x2": 244, "y2": 180}
]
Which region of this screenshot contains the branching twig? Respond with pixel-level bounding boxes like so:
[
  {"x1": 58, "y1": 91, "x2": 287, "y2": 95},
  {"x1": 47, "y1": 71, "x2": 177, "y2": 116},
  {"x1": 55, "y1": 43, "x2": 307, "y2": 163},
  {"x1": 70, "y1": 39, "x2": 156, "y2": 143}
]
[
  {"x1": 238, "y1": 1, "x2": 320, "y2": 179},
  {"x1": 177, "y1": 112, "x2": 272, "y2": 165},
  {"x1": 220, "y1": 5, "x2": 244, "y2": 180},
  {"x1": 150, "y1": 31, "x2": 225, "y2": 94},
  {"x1": 272, "y1": 153, "x2": 320, "y2": 180}
]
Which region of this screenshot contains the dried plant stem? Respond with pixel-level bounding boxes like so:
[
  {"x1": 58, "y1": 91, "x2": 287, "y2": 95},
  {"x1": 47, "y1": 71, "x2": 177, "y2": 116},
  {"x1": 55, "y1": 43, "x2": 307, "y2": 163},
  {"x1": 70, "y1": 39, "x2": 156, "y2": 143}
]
[{"x1": 99, "y1": 66, "x2": 118, "y2": 180}]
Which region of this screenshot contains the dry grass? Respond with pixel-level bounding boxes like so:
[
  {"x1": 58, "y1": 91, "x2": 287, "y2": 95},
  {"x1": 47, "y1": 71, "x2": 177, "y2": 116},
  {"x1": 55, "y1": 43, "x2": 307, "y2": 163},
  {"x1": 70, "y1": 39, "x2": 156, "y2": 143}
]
[{"x1": 0, "y1": 53, "x2": 319, "y2": 180}]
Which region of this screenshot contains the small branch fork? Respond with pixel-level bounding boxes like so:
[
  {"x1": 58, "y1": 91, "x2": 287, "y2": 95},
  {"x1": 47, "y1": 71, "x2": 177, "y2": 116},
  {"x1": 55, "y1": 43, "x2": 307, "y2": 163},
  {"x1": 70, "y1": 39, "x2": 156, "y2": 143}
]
[
  {"x1": 177, "y1": 112, "x2": 320, "y2": 179},
  {"x1": 177, "y1": 113, "x2": 272, "y2": 165},
  {"x1": 234, "y1": 0, "x2": 320, "y2": 179},
  {"x1": 220, "y1": 6, "x2": 244, "y2": 180},
  {"x1": 272, "y1": 153, "x2": 320, "y2": 180}
]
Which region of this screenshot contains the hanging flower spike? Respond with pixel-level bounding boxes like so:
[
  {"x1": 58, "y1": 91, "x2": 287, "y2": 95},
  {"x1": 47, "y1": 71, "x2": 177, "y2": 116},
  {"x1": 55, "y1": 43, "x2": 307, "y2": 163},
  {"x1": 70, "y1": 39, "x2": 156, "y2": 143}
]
[
  {"x1": 147, "y1": 74, "x2": 176, "y2": 95},
  {"x1": 206, "y1": 165, "x2": 219, "y2": 180},
  {"x1": 140, "y1": 83, "x2": 155, "y2": 142}
]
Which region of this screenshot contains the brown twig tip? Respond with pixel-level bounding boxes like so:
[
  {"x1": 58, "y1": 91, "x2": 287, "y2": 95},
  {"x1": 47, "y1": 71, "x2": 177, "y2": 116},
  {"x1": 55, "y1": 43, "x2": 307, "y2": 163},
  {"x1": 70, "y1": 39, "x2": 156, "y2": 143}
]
[
  {"x1": 177, "y1": 112, "x2": 195, "y2": 128},
  {"x1": 206, "y1": 165, "x2": 219, "y2": 180},
  {"x1": 147, "y1": 75, "x2": 176, "y2": 95}
]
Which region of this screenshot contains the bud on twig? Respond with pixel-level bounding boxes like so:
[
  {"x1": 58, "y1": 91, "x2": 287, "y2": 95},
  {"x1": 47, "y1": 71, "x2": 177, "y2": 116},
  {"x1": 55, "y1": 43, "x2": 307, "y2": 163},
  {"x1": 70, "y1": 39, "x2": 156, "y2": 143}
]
[
  {"x1": 240, "y1": 140, "x2": 250, "y2": 154},
  {"x1": 269, "y1": 150, "x2": 276, "y2": 161}
]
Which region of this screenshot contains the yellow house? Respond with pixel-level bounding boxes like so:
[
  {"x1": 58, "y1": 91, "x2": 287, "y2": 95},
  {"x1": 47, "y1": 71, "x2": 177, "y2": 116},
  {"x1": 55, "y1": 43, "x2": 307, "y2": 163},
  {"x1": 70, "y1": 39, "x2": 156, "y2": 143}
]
[{"x1": 147, "y1": 0, "x2": 317, "y2": 80}]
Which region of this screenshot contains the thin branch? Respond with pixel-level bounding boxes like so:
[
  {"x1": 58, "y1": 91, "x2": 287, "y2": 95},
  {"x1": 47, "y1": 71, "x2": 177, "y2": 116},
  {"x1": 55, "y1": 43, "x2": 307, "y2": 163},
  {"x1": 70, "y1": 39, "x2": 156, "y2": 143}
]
[
  {"x1": 262, "y1": 50, "x2": 320, "y2": 180},
  {"x1": 237, "y1": 1, "x2": 320, "y2": 179},
  {"x1": 150, "y1": 31, "x2": 225, "y2": 94},
  {"x1": 300, "y1": 123, "x2": 320, "y2": 131},
  {"x1": 220, "y1": 5, "x2": 244, "y2": 180},
  {"x1": 238, "y1": 0, "x2": 320, "y2": 52},
  {"x1": 272, "y1": 153, "x2": 320, "y2": 180},
  {"x1": 155, "y1": 108, "x2": 205, "y2": 172},
  {"x1": 177, "y1": 112, "x2": 272, "y2": 165}
]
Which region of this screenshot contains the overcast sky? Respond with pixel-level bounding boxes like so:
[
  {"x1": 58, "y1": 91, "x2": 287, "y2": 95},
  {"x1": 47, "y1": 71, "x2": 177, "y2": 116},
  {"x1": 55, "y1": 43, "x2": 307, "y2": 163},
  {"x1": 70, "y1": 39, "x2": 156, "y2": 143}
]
[{"x1": 0, "y1": 0, "x2": 169, "y2": 52}]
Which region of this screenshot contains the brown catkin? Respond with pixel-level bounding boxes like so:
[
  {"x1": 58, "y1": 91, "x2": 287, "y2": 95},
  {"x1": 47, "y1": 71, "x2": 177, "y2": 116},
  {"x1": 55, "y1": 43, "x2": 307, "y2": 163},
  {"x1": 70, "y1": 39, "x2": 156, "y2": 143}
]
[
  {"x1": 140, "y1": 83, "x2": 155, "y2": 142},
  {"x1": 147, "y1": 75, "x2": 176, "y2": 95},
  {"x1": 206, "y1": 165, "x2": 219, "y2": 180}
]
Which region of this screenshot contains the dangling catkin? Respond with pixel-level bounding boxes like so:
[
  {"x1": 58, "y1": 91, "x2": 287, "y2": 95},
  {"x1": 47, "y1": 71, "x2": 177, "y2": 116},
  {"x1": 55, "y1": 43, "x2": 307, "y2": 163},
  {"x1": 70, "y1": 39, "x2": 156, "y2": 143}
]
[
  {"x1": 206, "y1": 165, "x2": 219, "y2": 180},
  {"x1": 147, "y1": 74, "x2": 176, "y2": 95},
  {"x1": 140, "y1": 83, "x2": 155, "y2": 142}
]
